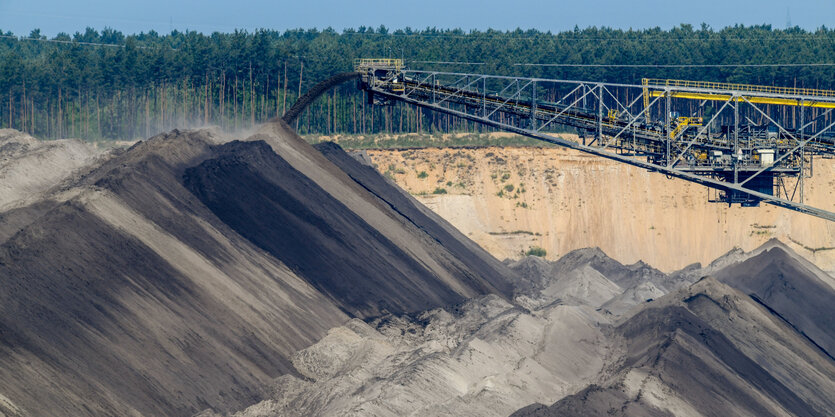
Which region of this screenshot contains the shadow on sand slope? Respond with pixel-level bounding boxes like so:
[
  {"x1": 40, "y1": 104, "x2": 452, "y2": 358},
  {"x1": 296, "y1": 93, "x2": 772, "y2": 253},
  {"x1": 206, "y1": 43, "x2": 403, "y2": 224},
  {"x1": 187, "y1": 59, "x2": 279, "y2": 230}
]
[
  {"x1": 0, "y1": 121, "x2": 517, "y2": 417},
  {"x1": 512, "y1": 274, "x2": 835, "y2": 417}
]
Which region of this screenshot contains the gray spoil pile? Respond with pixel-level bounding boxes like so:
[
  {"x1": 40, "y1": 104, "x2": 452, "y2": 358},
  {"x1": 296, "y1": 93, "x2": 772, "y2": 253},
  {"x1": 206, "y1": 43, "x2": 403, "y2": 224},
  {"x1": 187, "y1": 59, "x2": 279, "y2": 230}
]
[
  {"x1": 233, "y1": 241, "x2": 834, "y2": 417},
  {"x1": 512, "y1": 277, "x2": 835, "y2": 417},
  {"x1": 315, "y1": 141, "x2": 515, "y2": 300},
  {"x1": 510, "y1": 241, "x2": 835, "y2": 417},
  {"x1": 0, "y1": 121, "x2": 516, "y2": 417},
  {"x1": 506, "y1": 247, "x2": 690, "y2": 314},
  {"x1": 714, "y1": 244, "x2": 835, "y2": 357}
]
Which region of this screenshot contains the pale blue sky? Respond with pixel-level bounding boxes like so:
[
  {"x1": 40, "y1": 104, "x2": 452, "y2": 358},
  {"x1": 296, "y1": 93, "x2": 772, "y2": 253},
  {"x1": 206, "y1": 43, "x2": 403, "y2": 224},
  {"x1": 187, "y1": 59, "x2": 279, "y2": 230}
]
[{"x1": 0, "y1": 0, "x2": 830, "y2": 37}]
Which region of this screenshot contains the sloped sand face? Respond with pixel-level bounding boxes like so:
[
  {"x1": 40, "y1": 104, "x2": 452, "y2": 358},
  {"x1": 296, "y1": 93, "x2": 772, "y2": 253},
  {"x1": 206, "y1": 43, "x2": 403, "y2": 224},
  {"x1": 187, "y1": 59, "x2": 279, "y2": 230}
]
[
  {"x1": 232, "y1": 241, "x2": 835, "y2": 417},
  {"x1": 514, "y1": 276, "x2": 835, "y2": 417},
  {"x1": 0, "y1": 129, "x2": 102, "y2": 210},
  {"x1": 0, "y1": 128, "x2": 349, "y2": 416},
  {"x1": 0, "y1": 124, "x2": 516, "y2": 417},
  {"x1": 367, "y1": 146, "x2": 835, "y2": 274},
  {"x1": 517, "y1": 243, "x2": 835, "y2": 417},
  {"x1": 239, "y1": 300, "x2": 613, "y2": 417}
]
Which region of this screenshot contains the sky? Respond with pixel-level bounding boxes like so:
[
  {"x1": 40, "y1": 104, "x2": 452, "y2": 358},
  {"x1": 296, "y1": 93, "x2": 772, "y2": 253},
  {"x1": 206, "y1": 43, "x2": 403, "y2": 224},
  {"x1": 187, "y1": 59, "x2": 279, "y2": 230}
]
[{"x1": 0, "y1": 0, "x2": 832, "y2": 37}]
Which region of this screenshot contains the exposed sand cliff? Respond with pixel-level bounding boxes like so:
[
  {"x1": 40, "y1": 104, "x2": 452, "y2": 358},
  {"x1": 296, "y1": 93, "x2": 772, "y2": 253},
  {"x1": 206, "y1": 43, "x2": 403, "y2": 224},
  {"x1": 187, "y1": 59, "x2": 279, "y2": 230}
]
[{"x1": 366, "y1": 141, "x2": 835, "y2": 273}]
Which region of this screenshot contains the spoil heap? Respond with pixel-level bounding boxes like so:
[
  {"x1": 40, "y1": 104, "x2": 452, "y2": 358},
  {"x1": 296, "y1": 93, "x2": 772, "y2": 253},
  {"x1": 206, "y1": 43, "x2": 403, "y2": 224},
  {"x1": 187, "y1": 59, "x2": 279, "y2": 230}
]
[
  {"x1": 232, "y1": 241, "x2": 835, "y2": 417},
  {"x1": 0, "y1": 121, "x2": 514, "y2": 417}
]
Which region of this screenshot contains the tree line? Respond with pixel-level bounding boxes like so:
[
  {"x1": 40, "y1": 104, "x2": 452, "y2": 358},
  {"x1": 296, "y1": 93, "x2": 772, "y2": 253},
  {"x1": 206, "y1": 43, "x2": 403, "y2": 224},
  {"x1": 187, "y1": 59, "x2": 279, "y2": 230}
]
[{"x1": 1, "y1": 24, "x2": 834, "y2": 140}]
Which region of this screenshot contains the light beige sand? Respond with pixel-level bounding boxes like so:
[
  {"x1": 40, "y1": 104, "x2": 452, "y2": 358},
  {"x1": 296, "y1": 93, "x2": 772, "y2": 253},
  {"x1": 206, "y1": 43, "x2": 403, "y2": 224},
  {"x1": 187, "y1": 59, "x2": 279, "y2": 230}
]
[
  {"x1": 367, "y1": 145, "x2": 835, "y2": 273},
  {"x1": 0, "y1": 129, "x2": 102, "y2": 210}
]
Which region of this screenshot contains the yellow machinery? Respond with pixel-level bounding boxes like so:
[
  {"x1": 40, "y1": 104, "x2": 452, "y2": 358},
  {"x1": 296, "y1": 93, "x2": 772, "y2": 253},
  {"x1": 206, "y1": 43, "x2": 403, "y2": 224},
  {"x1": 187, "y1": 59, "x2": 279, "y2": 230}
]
[
  {"x1": 607, "y1": 108, "x2": 619, "y2": 122},
  {"x1": 669, "y1": 116, "x2": 702, "y2": 138}
]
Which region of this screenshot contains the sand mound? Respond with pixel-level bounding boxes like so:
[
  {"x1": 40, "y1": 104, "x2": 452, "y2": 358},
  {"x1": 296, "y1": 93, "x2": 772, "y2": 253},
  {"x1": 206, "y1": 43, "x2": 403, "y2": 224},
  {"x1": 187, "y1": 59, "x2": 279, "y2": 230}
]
[
  {"x1": 513, "y1": 277, "x2": 835, "y2": 417},
  {"x1": 229, "y1": 240, "x2": 835, "y2": 417},
  {"x1": 714, "y1": 245, "x2": 835, "y2": 356},
  {"x1": 232, "y1": 295, "x2": 612, "y2": 417},
  {"x1": 0, "y1": 122, "x2": 516, "y2": 416},
  {"x1": 0, "y1": 129, "x2": 101, "y2": 210}
]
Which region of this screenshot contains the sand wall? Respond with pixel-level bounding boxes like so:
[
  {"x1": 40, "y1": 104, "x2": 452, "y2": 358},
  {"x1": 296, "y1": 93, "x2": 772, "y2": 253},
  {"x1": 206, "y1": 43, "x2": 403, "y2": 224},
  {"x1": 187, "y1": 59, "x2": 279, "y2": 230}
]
[{"x1": 368, "y1": 144, "x2": 835, "y2": 273}]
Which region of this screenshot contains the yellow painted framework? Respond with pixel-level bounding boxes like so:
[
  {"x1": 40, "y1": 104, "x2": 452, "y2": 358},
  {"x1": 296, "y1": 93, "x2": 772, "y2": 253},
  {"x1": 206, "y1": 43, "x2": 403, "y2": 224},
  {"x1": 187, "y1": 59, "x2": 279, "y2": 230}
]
[
  {"x1": 647, "y1": 91, "x2": 835, "y2": 109},
  {"x1": 641, "y1": 78, "x2": 835, "y2": 110}
]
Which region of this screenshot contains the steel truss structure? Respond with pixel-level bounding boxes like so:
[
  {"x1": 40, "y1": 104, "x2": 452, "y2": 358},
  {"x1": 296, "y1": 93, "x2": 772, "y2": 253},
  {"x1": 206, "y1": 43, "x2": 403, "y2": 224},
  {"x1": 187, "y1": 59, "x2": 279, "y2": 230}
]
[{"x1": 355, "y1": 64, "x2": 835, "y2": 222}]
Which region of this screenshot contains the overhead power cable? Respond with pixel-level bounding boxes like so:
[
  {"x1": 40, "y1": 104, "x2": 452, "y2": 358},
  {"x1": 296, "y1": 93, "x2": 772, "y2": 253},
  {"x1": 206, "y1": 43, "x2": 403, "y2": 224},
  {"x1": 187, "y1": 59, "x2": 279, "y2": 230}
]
[
  {"x1": 410, "y1": 60, "x2": 487, "y2": 65},
  {"x1": 410, "y1": 61, "x2": 835, "y2": 68},
  {"x1": 0, "y1": 33, "x2": 161, "y2": 49},
  {"x1": 2, "y1": 31, "x2": 834, "y2": 48},
  {"x1": 514, "y1": 63, "x2": 835, "y2": 68},
  {"x1": 3, "y1": 33, "x2": 834, "y2": 69},
  {"x1": 339, "y1": 32, "x2": 835, "y2": 42}
]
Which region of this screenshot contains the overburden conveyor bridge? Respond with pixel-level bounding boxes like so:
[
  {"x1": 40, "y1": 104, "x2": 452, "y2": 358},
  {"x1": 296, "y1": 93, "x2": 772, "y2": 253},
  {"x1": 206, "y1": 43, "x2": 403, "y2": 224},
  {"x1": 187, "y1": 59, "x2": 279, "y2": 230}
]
[{"x1": 290, "y1": 59, "x2": 835, "y2": 222}]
